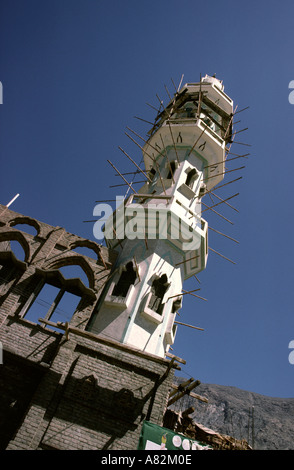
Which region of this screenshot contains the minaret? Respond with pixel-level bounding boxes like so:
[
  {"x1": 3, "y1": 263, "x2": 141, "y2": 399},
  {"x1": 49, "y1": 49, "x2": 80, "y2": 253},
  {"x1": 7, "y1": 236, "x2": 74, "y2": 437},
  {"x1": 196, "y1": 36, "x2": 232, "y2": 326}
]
[{"x1": 88, "y1": 75, "x2": 234, "y2": 357}]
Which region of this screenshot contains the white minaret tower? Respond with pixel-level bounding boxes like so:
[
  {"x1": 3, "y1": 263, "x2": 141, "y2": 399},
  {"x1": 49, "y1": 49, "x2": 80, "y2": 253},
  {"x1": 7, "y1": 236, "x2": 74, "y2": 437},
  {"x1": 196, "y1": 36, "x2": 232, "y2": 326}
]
[{"x1": 88, "y1": 75, "x2": 234, "y2": 358}]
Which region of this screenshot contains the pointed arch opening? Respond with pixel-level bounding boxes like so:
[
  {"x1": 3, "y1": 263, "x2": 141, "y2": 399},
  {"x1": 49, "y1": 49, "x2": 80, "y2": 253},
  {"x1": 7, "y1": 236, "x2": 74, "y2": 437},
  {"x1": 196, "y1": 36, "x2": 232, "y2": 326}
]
[
  {"x1": 46, "y1": 255, "x2": 95, "y2": 290},
  {"x1": 112, "y1": 261, "x2": 137, "y2": 298},
  {"x1": 148, "y1": 274, "x2": 169, "y2": 315},
  {"x1": 185, "y1": 168, "x2": 198, "y2": 189}
]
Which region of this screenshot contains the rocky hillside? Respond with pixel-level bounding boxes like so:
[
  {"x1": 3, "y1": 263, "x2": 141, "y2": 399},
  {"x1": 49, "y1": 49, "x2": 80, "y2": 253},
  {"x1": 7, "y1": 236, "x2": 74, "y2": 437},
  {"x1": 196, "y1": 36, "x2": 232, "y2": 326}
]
[{"x1": 170, "y1": 380, "x2": 294, "y2": 450}]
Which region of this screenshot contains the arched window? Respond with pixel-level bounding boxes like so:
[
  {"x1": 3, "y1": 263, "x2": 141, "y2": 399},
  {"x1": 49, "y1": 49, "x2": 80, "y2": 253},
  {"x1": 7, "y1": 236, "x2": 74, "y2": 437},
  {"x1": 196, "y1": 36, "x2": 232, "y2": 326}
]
[
  {"x1": 172, "y1": 297, "x2": 182, "y2": 313},
  {"x1": 185, "y1": 168, "x2": 198, "y2": 189},
  {"x1": 23, "y1": 282, "x2": 81, "y2": 331},
  {"x1": 167, "y1": 161, "x2": 176, "y2": 180},
  {"x1": 112, "y1": 262, "x2": 137, "y2": 297},
  {"x1": 149, "y1": 168, "x2": 156, "y2": 181},
  {"x1": 46, "y1": 255, "x2": 95, "y2": 290},
  {"x1": 8, "y1": 240, "x2": 26, "y2": 262},
  {"x1": 59, "y1": 265, "x2": 90, "y2": 287},
  {"x1": 148, "y1": 274, "x2": 169, "y2": 315}
]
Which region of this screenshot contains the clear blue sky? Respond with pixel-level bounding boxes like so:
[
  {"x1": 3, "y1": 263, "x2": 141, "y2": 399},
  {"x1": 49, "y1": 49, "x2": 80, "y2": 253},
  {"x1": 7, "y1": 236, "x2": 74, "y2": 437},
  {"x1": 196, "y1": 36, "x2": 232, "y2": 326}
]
[{"x1": 1, "y1": 0, "x2": 294, "y2": 398}]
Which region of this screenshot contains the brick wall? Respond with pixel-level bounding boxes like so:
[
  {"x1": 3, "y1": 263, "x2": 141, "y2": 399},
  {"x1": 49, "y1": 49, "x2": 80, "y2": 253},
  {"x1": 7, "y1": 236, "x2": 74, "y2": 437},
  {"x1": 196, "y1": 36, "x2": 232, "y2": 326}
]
[{"x1": 0, "y1": 205, "x2": 176, "y2": 450}]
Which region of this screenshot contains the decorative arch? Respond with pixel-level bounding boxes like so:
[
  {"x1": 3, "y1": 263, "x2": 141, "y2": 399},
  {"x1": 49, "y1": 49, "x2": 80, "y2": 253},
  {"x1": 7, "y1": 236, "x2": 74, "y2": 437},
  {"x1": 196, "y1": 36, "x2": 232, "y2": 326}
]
[
  {"x1": 69, "y1": 240, "x2": 104, "y2": 264},
  {"x1": 0, "y1": 230, "x2": 30, "y2": 262},
  {"x1": 112, "y1": 261, "x2": 137, "y2": 297},
  {"x1": 185, "y1": 168, "x2": 198, "y2": 189},
  {"x1": 45, "y1": 255, "x2": 95, "y2": 290},
  {"x1": 9, "y1": 216, "x2": 41, "y2": 236},
  {"x1": 148, "y1": 274, "x2": 170, "y2": 315}
]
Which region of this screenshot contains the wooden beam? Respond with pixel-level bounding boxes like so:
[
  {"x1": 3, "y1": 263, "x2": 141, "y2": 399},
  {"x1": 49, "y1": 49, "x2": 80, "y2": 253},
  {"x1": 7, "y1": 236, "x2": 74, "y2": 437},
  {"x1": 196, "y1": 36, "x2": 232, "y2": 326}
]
[
  {"x1": 208, "y1": 226, "x2": 239, "y2": 244},
  {"x1": 174, "y1": 321, "x2": 204, "y2": 331},
  {"x1": 132, "y1": 193, "x2": 172, "y2": 200},
  {"x1": 175, "y1": 254, "x2": 200, "y2": 266},
  {"x1": 169, "y1": 378, "x2": 194, "y2": 397},
  {"x1": 201, "y1": 193, "x2": 239, "y2": 214},
  {"x1": 167, "y1": 288, "x2": 201, "y2": 300},
  {"x1": 118, "y1": 144, "x2": 152, "y2": 183},
  {"x1": 107, "y1": 160, "x2": 136, "y2": 193},
  {"x1": 166, "y1": 352, "x2": 186, "y2": 364},
  {"x1": 209, "y1": 246, "x2": 236, "y2": 265},
  {"x1": 168, "y1": 380, "x2": 201, "y2": 406}
]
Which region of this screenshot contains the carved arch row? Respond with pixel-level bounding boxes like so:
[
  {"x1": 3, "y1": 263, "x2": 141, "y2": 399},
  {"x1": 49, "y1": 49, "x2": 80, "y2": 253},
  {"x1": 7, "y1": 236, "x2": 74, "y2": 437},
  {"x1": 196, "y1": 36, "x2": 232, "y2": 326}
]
[{"x1": 0, "y1": 231, "x2": 97, "y2": 292}]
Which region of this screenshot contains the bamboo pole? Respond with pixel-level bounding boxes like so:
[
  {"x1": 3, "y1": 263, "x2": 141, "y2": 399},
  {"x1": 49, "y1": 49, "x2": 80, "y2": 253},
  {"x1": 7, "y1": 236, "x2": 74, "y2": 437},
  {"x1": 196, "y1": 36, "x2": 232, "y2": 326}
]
[
  {"x1": 233, "y1": 106, "x2": 250, "y2": 115},
  {"x1": 134, "y1": 115, "x2": 156, "y2": 126},
  {"x1": 126, "y1": 126, "x2": 162, "y2": 156},
  {"x1": 169, "y1": 378, "x2": 194, "y2": 397},
  {"x1": 208, "y1": 226, "x2": 239, "y2": 244},
  {"x1": 114, "y1": 170, "x2": 142, "y2": 176},
  {"x1": 167, "y1": 121, "x2": 180, "y2": 163},
  {"x1": 146, "y1": 101, "x2": 160, "y2": 113},
  {"x1": 224, "y1": 104, "x2": 238, "y2": 140},
  {"x1": 125, "y1": 131, "x2": 167, "y2": 195},
  {"x1": 203, "y1": 153, "x2": 249, "y2": 169},
  {"x1": 132, "y1": 193, "x2": 172, "y2": 200},
  {"x1": 225, "y1": 151, "x2": 250, "y2": 159},
  {"x1": 201, "y1": 193, "x2": 239, "y2": 214},
  {"x1": 175, "y1": 254, "x2": 200, "y2": 266},
  {"x1": 107, "y1": 160, "x2": 136, "y2": 193},
  {"x1": 226, "y1": 127, "x2": 248, "y2": 140},
  {"x1": 205, "y1": 166, "x2": 245, "y2": 181},
  {"x1": 187, "y1": 123, "x2": 208, "y2": 156},
  {"x1": 174, "y1": 321, "x2": 204, "y2": 331},
  {"x1": 231, "y1": 141, "x2": 251, "y2": 147},
  {"x1": 201, "y1": 201, "x2": 234, "y2": 225},
  {"x1": 167, "y1": 288, "x2": 201, "y2": 300},
  {"x1": 209, "y1": 246, "x2": 236, "y2": 265},
  {"x1": 197, "y1": 73, "x2": 202, "y2": 119},
  {"x1": 168, "y1": 380, "x2": 201, "y2": 406},
  {"x1": 210, "y1": 176, "x2": 243, "y2": 192},
  {"x1": 182, "y1": 289, "x2": 207, "y2": 301},
  {"x1": 118, "y1": 145, "x2": 152, "y2": 183},
  {"x1": 109, "y1": 181, "x2": 145, "y2": 188},
  {"x1": 204, "y1": 191, "x2": 240, "y2": 213}
]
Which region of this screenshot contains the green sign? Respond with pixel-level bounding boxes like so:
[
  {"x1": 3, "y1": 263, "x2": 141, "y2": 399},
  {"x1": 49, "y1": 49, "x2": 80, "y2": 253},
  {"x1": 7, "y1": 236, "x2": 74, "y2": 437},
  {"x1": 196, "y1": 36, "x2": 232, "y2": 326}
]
[{"x1": 138, "y1": 421, "x2": 212, "y2": 451}]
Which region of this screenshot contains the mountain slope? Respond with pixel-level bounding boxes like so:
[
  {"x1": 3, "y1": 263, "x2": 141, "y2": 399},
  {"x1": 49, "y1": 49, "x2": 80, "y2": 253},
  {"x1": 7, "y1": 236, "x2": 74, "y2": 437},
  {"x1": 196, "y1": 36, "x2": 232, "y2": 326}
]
[{"x1": 170, "y1": 381, "x2": 294, "y2": 450}]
